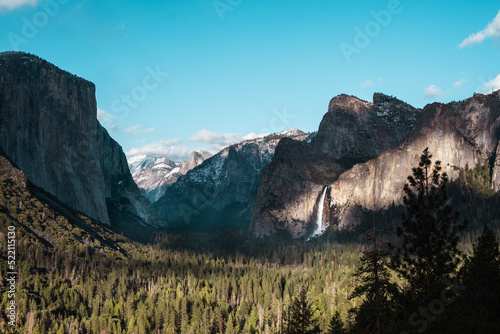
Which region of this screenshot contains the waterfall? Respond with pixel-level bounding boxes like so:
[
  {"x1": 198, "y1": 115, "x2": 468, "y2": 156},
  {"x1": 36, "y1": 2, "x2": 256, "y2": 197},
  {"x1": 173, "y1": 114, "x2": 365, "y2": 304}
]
[{"x1": 308, "y1": 186, "x2": 328, "y2": 239}]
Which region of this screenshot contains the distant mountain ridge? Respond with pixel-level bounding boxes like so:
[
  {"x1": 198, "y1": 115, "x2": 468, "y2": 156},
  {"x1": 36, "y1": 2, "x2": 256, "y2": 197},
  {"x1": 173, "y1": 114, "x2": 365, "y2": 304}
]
[
  {"x1": 128, "y1": 150, "x2": 212, "y2": 203},
  {"x1": 154, "y1": 129, "x2": 309, "y2": 229},
  {"x1": 3, "y1": 52, "x2": 498, "y2": 241}
]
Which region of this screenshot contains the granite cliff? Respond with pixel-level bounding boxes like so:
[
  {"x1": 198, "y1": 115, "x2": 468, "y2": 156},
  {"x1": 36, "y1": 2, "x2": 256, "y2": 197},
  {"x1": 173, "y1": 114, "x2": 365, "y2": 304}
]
[
  {"x1": 328, "y1": 91, "x2": 500, "y2": 230},
  {"x1": 252, "y1": 93, "x2": 421, "y2": 238},
  {"x1": 0, "y1": 52, "x2": 163, "y2": 228}
]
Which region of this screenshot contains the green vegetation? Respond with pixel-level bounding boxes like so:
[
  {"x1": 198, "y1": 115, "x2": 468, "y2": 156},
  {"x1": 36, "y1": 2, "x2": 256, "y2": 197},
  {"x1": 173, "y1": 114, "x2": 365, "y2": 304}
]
[
  {"x1": 391, "y1": 148, "x2": 467, "y2": 305},
  {"x1": 0, "y1": 150, "x2": 499, "y2": 333},
  {"x1": 456, "y1": 160, "x2": 497, "y2": 198}
]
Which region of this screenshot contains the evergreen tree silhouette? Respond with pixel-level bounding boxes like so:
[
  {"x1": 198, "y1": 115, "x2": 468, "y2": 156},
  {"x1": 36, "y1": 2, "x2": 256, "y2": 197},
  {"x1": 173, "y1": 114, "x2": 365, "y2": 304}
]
[
  {"x1": 288, "y1": 285, "x2": 319, "y2": 334},
  {"x1": 390, "y1": 148, "x2": 467, "y2": 305}
]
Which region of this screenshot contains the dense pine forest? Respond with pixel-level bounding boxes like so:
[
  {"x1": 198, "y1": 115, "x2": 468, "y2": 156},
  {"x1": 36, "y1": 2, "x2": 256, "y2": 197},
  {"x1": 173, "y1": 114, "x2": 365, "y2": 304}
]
[{"x1": 1, "y1": 151, "x2": 500, "y2": 333}]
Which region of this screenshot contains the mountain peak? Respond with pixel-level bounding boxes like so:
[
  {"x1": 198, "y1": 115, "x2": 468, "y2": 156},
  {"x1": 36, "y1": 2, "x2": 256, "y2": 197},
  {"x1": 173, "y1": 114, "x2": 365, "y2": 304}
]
[
  {"x1": 278, "y1": 128, "x2": 306, "y2": 137},
  {"x1": 0, "y1": 51, "x2": 89, "y2": 85},
  {"x1": 328, "y1": 94, "x2": 372, "y2": 115}
]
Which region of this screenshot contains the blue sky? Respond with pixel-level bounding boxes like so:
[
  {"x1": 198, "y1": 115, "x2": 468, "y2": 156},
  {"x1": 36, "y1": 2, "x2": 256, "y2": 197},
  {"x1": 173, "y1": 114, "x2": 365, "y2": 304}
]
[{"x1": 1, "y1": 0, "x2": 499, "y2": 161}]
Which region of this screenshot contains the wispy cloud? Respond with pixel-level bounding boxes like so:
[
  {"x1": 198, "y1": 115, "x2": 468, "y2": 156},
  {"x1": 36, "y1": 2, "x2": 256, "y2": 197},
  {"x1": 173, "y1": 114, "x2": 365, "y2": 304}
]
[
  {"x1": 124, "y1": 125, "x2": 141, "y2": 133},
  {"x1": 0, "y1": 0, "x2": 39, "y2": 10},
  {"x1": 480, "y1": 74, "x2": 500, "y2": 93},
  {"x1": 124, "y1": 124, "x2": 154, "y2": 135},
  {"x1": 106, "y1": 122, "x2": 154, "y2": 136},
  {"x1": 459, "y1": 10, "x2": 500, "y2": 48},
  {"x1": 453, "y1": 78, "x2": 467, "y2": 89},
  {"x1": 423, "y1": 84, "x2": 444, "y2": 99},
  {"x1": 360, "y1": 80, "x2": 374, "y2": 89},
  {"x1": 188, "y1": 129, "x2": 263, "y2": 151},
  {"x1": 126, "y1": 138, "x2": 190, "y2": 161},
  {"x1": 97, "y1": 108, "x2": 116, "y2": 124},
  {"x1": 359, "y1": 78, "x2": 383, "y2": 89}
]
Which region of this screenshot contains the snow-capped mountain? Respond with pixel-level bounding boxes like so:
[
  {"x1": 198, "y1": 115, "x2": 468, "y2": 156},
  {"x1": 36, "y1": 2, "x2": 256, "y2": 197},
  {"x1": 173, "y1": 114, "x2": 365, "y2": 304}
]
[
  {"x1": 128, "y1": 151, "x2": 212, "y2": 203},
  {"x1": 153, "y1": 129, "x2": 309, "y2": 229}
]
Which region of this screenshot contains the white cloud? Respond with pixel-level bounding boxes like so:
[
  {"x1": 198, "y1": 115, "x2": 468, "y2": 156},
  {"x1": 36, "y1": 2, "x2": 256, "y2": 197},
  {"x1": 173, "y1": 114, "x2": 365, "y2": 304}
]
[
  {"x1": 0, "y1": 0, "x2": 38, "y2": 10},
  {"x1": 126, "y1": 138, "x2": 190, "y2": 161},
  {"x1": 105, "y1": 123, "x2": 154, "y2": 136},
  {"x1": 123, "y1": 124, "x2": 154, "y2": 135},
  {"x1": 124, "y1": 124, "x2": 141, "y2": 133},
  {"x1": 97, "y1": 108, "x2": 116, "y2": 124},
  {"x1": 107, "y1": 124, "x2": 119, "y2": 132},
  {"x1": 136, "y1": 127, "x2": 155, "y2": 135},
  {"x1": 359, "y1": 78, "x2": 384, "y2": 89},
  {"x1": 188, "y1": 129, "x2": 263, "y2": 151},
  {"x1": 480, "y1": 74, "x2": 500, "y2": 93},
  {"x1": 360, "y1": 80, "x2": 375, "y2": 89},
  {"x1": 459, "y1": 10, "x2": 500, "y2": 48},
  {"x1": 453, "y1": 78, "x2": 467, "y2": 89},
  {"x1": 423, "y1": 85, "x2": 444, "y2": 99}
]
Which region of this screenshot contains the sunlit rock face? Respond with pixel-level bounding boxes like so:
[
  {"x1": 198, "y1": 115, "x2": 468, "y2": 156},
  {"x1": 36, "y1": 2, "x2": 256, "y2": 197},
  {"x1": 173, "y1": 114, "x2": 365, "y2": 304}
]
[
  {"x1": 252, "y1": 93, "x2": 421, "y2": 238},
  {"x1": 0, "y1": 52, "x2": 163, "y2": 227},
  {"x1": 329, "y1": 91, "x2": 500, "y2": 230}
]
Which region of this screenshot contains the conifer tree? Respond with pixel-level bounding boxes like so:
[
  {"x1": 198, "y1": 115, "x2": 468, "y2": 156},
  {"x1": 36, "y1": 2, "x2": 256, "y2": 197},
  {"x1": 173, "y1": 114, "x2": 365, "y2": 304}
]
[
  {"x1": 454, "y1": 225, "x2": 500, "y2": 333},
  {"x1": 288, "y1": 285, "x2": 319, "y2": 334},
  {"x1": 350, "y1": 246, "x2": 396, "y2": 333},
  {"x1": 350, "y1": 213, "x2": 397, "y2": 333},
  {"x1": 390, "y1": 148, "x2": 467, "y2": 305},
  {"x1": 327, "y1": 311, "x2": 344, "y2": 334}
]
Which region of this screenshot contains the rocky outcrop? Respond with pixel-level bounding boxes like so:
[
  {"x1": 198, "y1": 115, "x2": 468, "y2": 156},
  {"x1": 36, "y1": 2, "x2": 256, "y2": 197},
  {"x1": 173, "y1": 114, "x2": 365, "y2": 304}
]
[
  {"x1": 328, "y1": 91, "x2": 500, "y2": 229},
  {"x1": 180, "y1": 150, "x2": 212, "y2": 175},
  {"x1": 311, "y1": 93, "x2": 420, "y2": 165},
  {"x1": 0, "y1": 52, "x2": 163, "y2": 227},
  {"x1": 154, "y1": 130, "x2": 308, "y2": 229},
  {"x1": 493, "y1": 141, "x2": 500, "y2": 192},
  {"x1": 252, "y1": 93, "x2": 420, "y2": 238}
]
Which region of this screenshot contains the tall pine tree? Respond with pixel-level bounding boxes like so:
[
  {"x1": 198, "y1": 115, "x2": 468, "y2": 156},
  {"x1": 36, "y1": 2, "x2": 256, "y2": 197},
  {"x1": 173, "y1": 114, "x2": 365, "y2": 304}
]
[
  {"x1": 288, "y1": 285, "x2": 319, "y2": 334},
  {"x1": 390, "y1": 148, "x2": 467, "y2": 305},
  {"x1": 327, "y1": 311, "x2": 344, "y2": 334},
  {"x1": 452, "y1": 225, "x2": 500, "y2": 333},
  {"x1": 350, "y1": 215, "x2": 397, "y2": 333}
]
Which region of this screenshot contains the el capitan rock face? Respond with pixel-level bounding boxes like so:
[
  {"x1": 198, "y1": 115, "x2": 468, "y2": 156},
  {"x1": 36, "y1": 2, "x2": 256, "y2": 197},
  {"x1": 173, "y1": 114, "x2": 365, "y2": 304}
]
[{"x1": 0, "y1": 52, "x2": 162, "y2": 227}]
